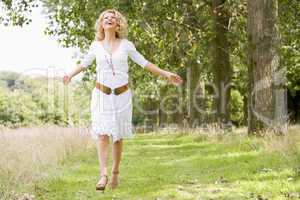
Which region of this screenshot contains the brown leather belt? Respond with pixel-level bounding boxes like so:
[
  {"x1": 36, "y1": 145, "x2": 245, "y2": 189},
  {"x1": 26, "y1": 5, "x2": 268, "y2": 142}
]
[{"x1": 95, "y1": 82, "x2": 129, "y2": 95}]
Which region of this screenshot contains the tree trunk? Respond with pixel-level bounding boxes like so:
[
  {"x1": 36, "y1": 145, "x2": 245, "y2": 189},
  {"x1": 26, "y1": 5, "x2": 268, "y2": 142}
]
[
  {"x1": 187, "y1": 61, "x2": 203, "y2": 127},
  {"x1": 242, "y1": 95, "x2": 248, "y2": 126},
  {"x1": 158, "y1": 85, "x2": 167, "y2": 128},
  {"x1": 247, "y1": 0, "x2": 287, "y2": 135},
  {"x1": 212, "y1": 0, "x2": 232, "y2": 125}
]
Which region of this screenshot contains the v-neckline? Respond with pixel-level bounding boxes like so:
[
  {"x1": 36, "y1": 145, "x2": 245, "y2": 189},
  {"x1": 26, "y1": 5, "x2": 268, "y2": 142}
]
[{"x1": 100, "y1": 39, "x2": 123, "y2": 56}]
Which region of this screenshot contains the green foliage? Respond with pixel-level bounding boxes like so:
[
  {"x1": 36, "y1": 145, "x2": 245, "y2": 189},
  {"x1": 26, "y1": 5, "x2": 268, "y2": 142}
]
[
  {"x1": 0, "y1": 0, "x2": 38, "y2": 26},
  {"x1": 279, "y1": 0, "x2": 300, "y2": 92},
  {"x1": 0, "y1": 71, "x2": 91, "y2": 127},
  {"x1": 2, "y1": 89, "x2": 39, "y2": 126},
  {"x1": 37, "y1": 1, "x2": 236, "y2": 126},
  {"x1": 230, "y1": 89, "x2": 244, "y2": 125},
  {"x1": 1, "y1": 0, "x2": 299, "y2": 127}
]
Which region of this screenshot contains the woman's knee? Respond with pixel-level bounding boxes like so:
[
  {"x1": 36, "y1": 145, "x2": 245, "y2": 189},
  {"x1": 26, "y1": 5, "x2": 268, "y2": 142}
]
[
  {"x1": 113, "y1": 139, "x2": 123, "y2": 145},
  {"x1": 98, "y1": 134, "x2": 109, "y2": 142}
]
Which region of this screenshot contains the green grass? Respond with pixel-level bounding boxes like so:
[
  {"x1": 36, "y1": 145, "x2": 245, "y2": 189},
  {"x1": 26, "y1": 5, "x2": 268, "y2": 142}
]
[{"x1": 6, "y1": 128, "x2": 300, "y2": 199}]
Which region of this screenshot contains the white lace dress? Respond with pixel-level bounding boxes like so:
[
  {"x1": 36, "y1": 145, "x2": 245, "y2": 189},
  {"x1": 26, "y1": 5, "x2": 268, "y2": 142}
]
[{"x1": 79, "y1": 39, "x2": 149, "y2": 143}]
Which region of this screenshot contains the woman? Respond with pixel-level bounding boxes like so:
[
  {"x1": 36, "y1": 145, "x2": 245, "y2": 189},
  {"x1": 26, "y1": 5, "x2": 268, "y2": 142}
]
[{"x1": 63, "y1": 9, "x2": 183, "y2": 191}]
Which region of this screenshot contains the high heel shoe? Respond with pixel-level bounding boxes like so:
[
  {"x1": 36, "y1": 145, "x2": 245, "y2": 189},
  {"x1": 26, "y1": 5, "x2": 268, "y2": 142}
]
[
  {"x1": 96, "y1": 174, "x2": 108, "y2": 191},
  {"x1": 110, "y1": 171, "x2": 119, "y2": 190}
]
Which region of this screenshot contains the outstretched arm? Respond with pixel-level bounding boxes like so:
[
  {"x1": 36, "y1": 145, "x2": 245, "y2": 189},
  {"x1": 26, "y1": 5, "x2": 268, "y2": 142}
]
[
  {"x1": 126, "y1": 40, "x2": 183, "y2": 86},
  {"x1": 144, "y1": 62, "x2": 183, "y2": 86},
  {"x1": 64, "y1": 42, "x2": 96, "y2": 85},
  {"x1": 63, "y1": 64, "x2": 85, "y2": 85}
]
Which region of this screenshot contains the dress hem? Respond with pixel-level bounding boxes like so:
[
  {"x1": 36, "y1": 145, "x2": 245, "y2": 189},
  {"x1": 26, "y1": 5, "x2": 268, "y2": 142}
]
[{"x1": 90, "y1": 125, "x2": 134, "y2": 143}]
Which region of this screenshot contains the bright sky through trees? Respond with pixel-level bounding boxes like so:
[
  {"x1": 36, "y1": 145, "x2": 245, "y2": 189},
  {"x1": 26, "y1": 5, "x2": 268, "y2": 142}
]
[{"x1": 0, "y1": 5, "x2": 79, "y2": 77}]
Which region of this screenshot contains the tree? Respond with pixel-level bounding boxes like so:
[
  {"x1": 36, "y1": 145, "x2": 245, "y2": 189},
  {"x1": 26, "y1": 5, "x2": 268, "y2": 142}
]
[
  {"x1": 247, "y1": 0, "x2": 287, "y2": 134},
  {"x1": 279, "y1": 0, "x2": 300, "y2": 123},
  {"x1": 212, "y1": 0, "x2": 232, "y2": 125},
  {"x1": 0, "y1": 0, "x2": 38, "y2": 26}
]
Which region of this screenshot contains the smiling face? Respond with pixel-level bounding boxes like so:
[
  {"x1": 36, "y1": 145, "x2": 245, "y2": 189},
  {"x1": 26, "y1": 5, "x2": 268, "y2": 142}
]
[
  {"x1": 102, "y1": 11, "x2": 119, "y2": 31},
  {"x1": 95, "y1": 9, "x2": 128, "y2": 41}
]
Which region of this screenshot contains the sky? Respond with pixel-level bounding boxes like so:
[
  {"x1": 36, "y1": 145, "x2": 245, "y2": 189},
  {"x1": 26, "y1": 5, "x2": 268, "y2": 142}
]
[{"x1": 0, "y1": 5, "x2": 80, "y2": 77}]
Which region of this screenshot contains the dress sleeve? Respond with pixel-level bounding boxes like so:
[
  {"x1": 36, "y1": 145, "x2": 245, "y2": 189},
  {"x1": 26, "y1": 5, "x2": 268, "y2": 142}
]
[
  {"x1": 127, "y1": 40, "x2": 149, "y2": 68},
  {"x1": 79, "y1": 42, "x2": 96, "y2": 68}
]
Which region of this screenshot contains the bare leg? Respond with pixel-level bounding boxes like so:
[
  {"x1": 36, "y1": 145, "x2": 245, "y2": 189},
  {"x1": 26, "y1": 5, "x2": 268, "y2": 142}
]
[
  {"x1": 96, "y1": 135, "x2": 110, "y2": 186},
  {"x1": 111, "y1": 138, "x2": 123, "y2": 189}
]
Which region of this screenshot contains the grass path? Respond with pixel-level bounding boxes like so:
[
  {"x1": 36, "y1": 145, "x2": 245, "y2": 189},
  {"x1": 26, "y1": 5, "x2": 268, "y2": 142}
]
[{"x1": 33, "y1": 131, "x2": 300, "y2": 200}]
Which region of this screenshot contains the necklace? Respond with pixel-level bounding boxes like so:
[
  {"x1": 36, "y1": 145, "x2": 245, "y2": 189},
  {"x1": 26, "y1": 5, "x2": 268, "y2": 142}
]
[
  {"x1": 102, "y1": 39, "x2": 121, "y2": 76},
  {"x1": 105, "y1": 54, "x2": 115, "y2": 76}
]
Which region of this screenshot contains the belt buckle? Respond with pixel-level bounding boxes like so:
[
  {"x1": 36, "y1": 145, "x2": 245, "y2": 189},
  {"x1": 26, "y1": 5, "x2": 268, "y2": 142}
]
[
  {"x1": 111, "y1": 85, "x2": 128, "y2": 95},
  {"x1": 113, "y1": 87, "x2": 121, "y2": 95},
  {"x1": 107, "y1": 87, "x2": 112, "y2": 95}
]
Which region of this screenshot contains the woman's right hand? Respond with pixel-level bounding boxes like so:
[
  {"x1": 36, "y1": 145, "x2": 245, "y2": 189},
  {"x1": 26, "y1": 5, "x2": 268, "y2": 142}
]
[{"x1": 63, "y1": 75, "x2": 72, "y2": 85}]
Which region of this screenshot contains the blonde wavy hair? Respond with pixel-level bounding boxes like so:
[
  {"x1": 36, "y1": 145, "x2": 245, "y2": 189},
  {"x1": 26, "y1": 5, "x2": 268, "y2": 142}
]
[{"x1": 95, "y1": 9, "x2": 128, "y2": 41}]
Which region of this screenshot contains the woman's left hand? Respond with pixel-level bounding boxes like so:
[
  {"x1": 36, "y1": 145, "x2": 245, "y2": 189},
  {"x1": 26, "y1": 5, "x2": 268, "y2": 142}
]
[{"x1": 165, "y1": 71, "x2": 183, "y2": 86}]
